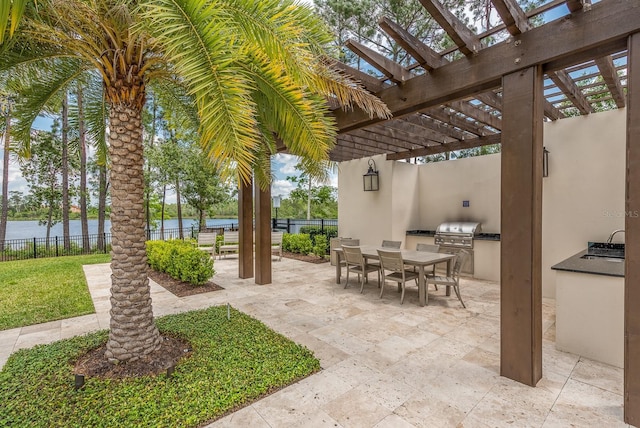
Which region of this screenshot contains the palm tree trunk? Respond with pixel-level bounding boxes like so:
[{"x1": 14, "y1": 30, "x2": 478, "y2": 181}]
[
  {"x1": 61, "y1": 94, "x2": 70, "y2": 251},
  {"x1": 78, "y1": 85, "x2": 89, "y2": 252},
  {"x1": 105, "y1": 104, "x2": 161, "y2": 363},
  {"x1": 0, "y1": 104, "x2": 11, "y2": 252},
  {"x1": 97, "y1": 164, "x2": 108, "y2": 252}
]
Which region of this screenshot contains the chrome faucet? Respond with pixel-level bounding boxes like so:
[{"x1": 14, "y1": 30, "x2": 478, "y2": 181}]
[{"x1": 607, "y1": 229, "x2": 625, "y2": 243}]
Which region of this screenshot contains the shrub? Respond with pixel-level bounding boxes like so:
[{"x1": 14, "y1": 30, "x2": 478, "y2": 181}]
[
  {"x1": 282, "y1": 233, "x2": 313, "y2": 255},
  {"x1": 312, "y1": 234, "x2": 328, "y2": 257},
  {"x1": 146, "y1": 239, "x2": 214, "y2": 285},
  {"x1": 298, "y1": 226, "x2": 337, "y2": 253}
]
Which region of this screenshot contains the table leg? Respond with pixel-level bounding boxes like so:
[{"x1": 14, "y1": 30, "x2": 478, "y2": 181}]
[
  {"x1": 418, "y1": 265, "x2": 426, "y2": 307},
  {"x1": 335, "y1": 253, "x2": 342, "y2": 284},
  {"x1": 446, "y1": 258, "x2": 452, "y2": 296}
]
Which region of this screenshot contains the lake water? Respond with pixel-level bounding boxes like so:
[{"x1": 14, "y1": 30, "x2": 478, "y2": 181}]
[{"x1": 4, "y1": 218, "x2": 238, "y2": 241}]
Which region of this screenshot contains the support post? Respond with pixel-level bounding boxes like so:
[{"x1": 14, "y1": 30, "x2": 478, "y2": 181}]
[
  {"x1": 500, "y1": 65, "x2": 543, "y2": 386},
  {"x1": 238, "y1": 177, "x2": 253, "y2": 279},
  {"x1": 255, "y1": 180, "x2": 272, "y2": 285},
  {"x1": 625, "y1": 32, "x2": 640, "y2": 426}
]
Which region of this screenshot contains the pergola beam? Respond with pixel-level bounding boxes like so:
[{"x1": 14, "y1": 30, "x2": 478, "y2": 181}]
[
  {"x1": 595, "y1": 55, "x2": 626, "y2": 109},
  {"x1": 379, "y1": 16, "x2": 447, "y2": 71},
  {"x1": 386, "y1": 133, "x2": 501, "y2": 160},
  {"x1": 447, "y1": 100, "x2": 502, "y2": 130},
  {"x1": 566, "y1": 0, "x2": 591, "y2": 13},
  {"x1": 548, "y1": 70, "x2": 595, "y2": 115},
  {"x1": 401, "y1": 113, "x2": 469, "y2": 140},
  {"x1": 384, "y1": 119, "x2": 458, "y2": 144},
  {"x1": 335, "y1": 0, "x2": 635, "y2": 133},
  {"x1": 424, "y1": 106, "x2": 490, "y2": 136},
  {"x1": 418, "y1": 0, "x2": 481, "y2": 56},
  {"x1": 345, "y1": 39, "x2": 413, "y2": 84},
  {"x1": 490, "y1": 0, "x2": 530, "y2": 36},
  {"x1": 330, "y1": 59, "x2": 387, "y2": 93}
]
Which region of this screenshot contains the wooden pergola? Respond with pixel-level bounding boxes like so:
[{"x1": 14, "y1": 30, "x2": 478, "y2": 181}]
[{"x1": 240, "y1": 0, "x2": 640, "y2": 423}]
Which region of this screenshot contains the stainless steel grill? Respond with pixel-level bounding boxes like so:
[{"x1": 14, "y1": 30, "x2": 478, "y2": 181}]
[{"x1": 434, "y1": 222, "x2": 482, "y2": 275}]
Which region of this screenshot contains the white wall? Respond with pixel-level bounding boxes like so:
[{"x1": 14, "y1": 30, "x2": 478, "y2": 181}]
[
  {"x1": 338, "y1": 108, "x2": 626, "y2": 297},
  {"x1": 542, "y1": 109, "x2": 626, "y2": 297},
  {"x1": 418, "y1": 154, "x2": 501, "y2": 233}
]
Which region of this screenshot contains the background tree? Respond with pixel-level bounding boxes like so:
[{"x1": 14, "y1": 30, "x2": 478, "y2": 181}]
[
  {"x1": 181, "y1": 145, "x2": 231, "y2": 231},
  {"x1": 19, "y1": 124, "x2": 75, "y2": 243}
]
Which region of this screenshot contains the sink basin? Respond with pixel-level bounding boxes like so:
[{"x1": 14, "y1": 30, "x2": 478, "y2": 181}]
[
  {"x1": 586, "y1": 242, "x2": 625, "y2": 258},
  {"x1": 581, "y1": 254, "x2": 624, "y2": 262}
]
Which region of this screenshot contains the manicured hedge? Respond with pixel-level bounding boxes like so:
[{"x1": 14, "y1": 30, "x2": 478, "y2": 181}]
[
  {"x1": 298, "y1": 226, "x2": 337, "y2": 254},
  {"x1": 282, "y1": 233, "x2": 313, "y2": 255},
  {"x1": 146, "y1": 240, "x2": 214, "y2": 285}
]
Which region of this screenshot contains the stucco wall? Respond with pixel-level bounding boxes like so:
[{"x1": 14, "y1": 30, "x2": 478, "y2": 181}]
[
  {"x1": 542, "y1": 109, "x2": 626, "y2": 297},
  {"x1": 337, "y1": 108, "x2": 626, "y2": 297},
  {"x1": 418, "y1": 154, "x2": 501, "y2": 233}
]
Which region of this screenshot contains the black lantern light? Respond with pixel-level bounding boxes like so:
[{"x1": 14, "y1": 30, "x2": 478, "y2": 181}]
[
  {"x1": 363, "y1": 159, "x2": 379, "y2": 191},
  {"x1": 543, "y1": 147, "x2": 550, "y2": 178}
]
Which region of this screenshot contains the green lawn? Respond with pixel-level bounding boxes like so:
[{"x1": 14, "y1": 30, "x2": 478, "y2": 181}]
[
  {"x1": 0, "y1": 254, "x2": 110, "y2": 330},
  {"x1": 0, "y1": 306, "x2": 321, "y2": 427}
]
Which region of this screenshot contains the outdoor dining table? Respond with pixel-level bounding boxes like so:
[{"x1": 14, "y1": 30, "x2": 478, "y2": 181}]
[{"x1": 334, "y1": 245, "x2": 456, "y2": 307}]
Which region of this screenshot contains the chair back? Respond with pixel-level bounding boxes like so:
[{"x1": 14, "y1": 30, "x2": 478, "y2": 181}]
[
  {"x1": 340, "y1": 238, "x2": 360, "y2": 246},
  {"x1": 416, "y1": 243, "x2": 440, "y2": 252},
  {"x1": 381, "y1": 240, "x2": 402, "y2": 249},
  {"x1": 342, "y1": 245, "x2": 364, "y2": 265},
  {"x1": 377, "y1": 249, "x2": 404, "y2": 273},
  {"x1": 452, "y1": 250, "x2": 470, "y2": 278},
  {"x1": 271, "y1": 231, "x2": 283, "y2": 245},
  {"x1": 197, "y1": 232, "x2": 217, "y2": 247}
]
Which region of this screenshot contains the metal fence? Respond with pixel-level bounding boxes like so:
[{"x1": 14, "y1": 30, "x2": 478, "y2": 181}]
[
  {"x1": 0, "y1": 224, "x2": 238, "y2": 262},
  {"x1": 272, "y1": 218, "x2": 338, "y2": 234},
  {"x1": 0, "y1": 219, "x2": 336, "y2": 262}
]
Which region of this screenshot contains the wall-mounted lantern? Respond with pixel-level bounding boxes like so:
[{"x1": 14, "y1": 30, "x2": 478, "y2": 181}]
[
  {"x1": 543, "y1": 147, "x2": 550, "y2": 178},
  {"x1": 363, "y1": 159, "x2": 379, "y2": 191}
]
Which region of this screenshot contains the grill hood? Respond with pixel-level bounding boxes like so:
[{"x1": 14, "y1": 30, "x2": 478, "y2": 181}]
[{"x1": 435, "y1": 222, "x2": 482, "y2": 235}]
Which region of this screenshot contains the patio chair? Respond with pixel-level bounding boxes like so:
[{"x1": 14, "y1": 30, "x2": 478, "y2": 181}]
[
  {"x1": 425, "y1": 250, "x2": 469, "y2": 308},
  {"x1": 342, "y1": 245, "x2": 380, "y2": 293},
  {"x1": 369, "y1": 240, "x2": 402, "y2": 277},
  {"x1": 381, "y1": 240, "x2": 402, "y2": 249},
  {"x1": 416, "y1": 243, "x2": 441, "y2": 285},
  {"x1": 377, "y1": 249, "x2": 419, "y2": 304}
]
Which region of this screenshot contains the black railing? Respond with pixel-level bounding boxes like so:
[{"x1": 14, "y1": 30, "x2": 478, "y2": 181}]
[
  {"x1": 0, "y1": 224, "x2": 239, "y2": 262},
  {"x1": 271, "y1": 218, "x2": 337, "y2": 234}
]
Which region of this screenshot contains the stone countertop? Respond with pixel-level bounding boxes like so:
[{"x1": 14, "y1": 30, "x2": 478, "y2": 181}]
[
  {"x1": 551, "y1": 249, "x2": 624, "y2": 278},
  {"x1": 406, "y1": 230, "x2": 501, "y2": 241}
]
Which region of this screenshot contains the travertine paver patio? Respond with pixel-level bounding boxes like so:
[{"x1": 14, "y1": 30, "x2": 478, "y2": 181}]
[{"x1": 0, "y1": 257, "x2": 632, "y2": 427}]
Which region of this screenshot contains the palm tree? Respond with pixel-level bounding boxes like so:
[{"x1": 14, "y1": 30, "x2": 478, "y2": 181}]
[{"x1": 1, "y1": 0, "x2": 389, "y2": 363}]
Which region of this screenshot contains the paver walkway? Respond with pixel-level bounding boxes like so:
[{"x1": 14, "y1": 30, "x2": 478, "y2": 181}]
[{"x1": 0, "y1": 257, "x2": 631, "y2": 427}]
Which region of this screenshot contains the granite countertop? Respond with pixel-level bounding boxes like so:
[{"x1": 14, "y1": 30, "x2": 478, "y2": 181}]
[
  {"x1": 551, "y1": 249, "x2": 624, "y2": 278},
  {"x1": 406, "y1": 230, "x2": 500, "y2": 241}
]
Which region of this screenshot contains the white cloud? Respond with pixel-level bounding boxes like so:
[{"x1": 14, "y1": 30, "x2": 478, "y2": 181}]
[
  {"x1": 273, "y1": 153, "x2": 300, "y2": 176},
  {"x1": 271, "y1": 179, "x2": 296, "y2": 199}
]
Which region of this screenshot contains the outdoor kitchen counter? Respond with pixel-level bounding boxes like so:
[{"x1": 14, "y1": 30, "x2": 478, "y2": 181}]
[
  {"x1": 551, "y1": 249, "x2": 624, "y2": 277},
  {"x1": 552, "y1": 250, "x2": 624, "y2": 368},
  {"x1": 405, "y1": 231, "x2": 500, "y2": 281},
  {"x1": 406, "y1": 230, "x2": 501, "y2": 241}
]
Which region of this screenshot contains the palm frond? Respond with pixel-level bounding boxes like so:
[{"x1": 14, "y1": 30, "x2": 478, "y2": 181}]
[
  {"x1": 0, "y1": 0, "x2": 31, "y2": 44},
  {"x1": 139, "y1": 0, "x2": 260, "y2": 184},
  {"x1": 12, "y1": 57, "x2": 86, "y2": 156}
]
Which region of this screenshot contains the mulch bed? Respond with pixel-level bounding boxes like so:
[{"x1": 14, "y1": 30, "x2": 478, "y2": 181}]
[
  {"x1": 147, "y1": 268, "x2": 224, "y2": 297},
  {"x1": 74, "y1": 335, "x2": 191, "y2": 379},
  {"x1": 282, "y1": 251, "x2": 329, "y2": 264}
]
